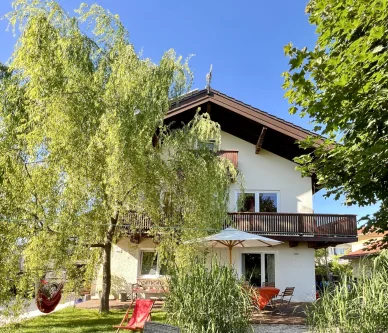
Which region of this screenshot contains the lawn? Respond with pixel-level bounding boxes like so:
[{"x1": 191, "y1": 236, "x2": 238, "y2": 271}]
[{"x1": 1, "y1": 308, "x2": 167, "y2": 333}]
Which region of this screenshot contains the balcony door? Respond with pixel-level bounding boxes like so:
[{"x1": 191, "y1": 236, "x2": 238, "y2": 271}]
[{"x1": 242, "y1": 253, "x2": 275, "y2": 286}]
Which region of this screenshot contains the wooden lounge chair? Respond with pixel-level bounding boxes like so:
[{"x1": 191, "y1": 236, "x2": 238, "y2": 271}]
[
  {"x1": 113, "y1": 299, "x2": 154, "y2": 332},
  {"x1": 261, "y1": 281, "x2": 275, "y2": 287},
  {"x1": 143, "y1": 322, "x2": 180, "y2": 332},
  {"x1": 276, "y1": 287, "x2": 295, "y2": 314}
]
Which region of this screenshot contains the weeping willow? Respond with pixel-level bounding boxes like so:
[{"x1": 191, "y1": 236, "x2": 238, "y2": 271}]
[{"x1": 0, "y1": 0, "x2": 237, "y2": 315}]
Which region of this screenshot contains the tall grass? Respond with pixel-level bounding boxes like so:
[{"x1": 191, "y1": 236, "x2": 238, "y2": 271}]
[
  {"x1": 164, "y1": 257, "x2": 253, "y2": 333},
  {"x1": 307, "y1": 250, "x2": 388, "y2": 333}
]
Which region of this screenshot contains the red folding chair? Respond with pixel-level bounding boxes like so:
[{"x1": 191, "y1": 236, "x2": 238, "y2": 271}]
[{"x1": 113, "y1": 299, "x2": 154, "y2": 332}]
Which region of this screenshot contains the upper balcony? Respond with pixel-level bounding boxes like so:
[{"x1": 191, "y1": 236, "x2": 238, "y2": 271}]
[
  {"x1": 226, "y1": 212, "x2": 358, "y2": 246},
  {"x1": 122, "y1": 212, "x2": 358, "y2": 247}
]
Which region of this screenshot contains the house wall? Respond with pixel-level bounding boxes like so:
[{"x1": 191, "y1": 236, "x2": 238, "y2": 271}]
[
  {"x1": 94, "y1": 238, "x2": 156, "y2": 298},
  {"x1": 210, "y1": 242, "x2": 316, "y2": 302},
  {"x1": 96, "y1": 239, "x2": 315, "y2": 302},
  {"x1": 221, "y1": 131, "x2": 313, "y2": 213}
]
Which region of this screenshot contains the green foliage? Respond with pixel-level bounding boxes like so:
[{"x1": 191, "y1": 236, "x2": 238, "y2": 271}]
[
  {"x1": 330, "y1": 255, "x2": 352, "y2": 278},
  {"x1": 315, "y1": 249, "x2": 352, "y2": 278},
  {"x1": 307, "y1": 250, "x2": 388, "y2": 333},
  {"x1": 164, "y1": 257, "x2": 253, "y2": 333},
  {"x1": 283, "y1": 0, "x2": 388, "y2": 240},
  {"x1": 2, "y1": 307, "x2": 166, "y2": 333},
  {"x1": 0, "y1": 0, "x2": 235, "y2": 314}
]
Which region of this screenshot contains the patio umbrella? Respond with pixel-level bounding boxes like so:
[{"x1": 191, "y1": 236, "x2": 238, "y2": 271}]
[{"x1": 192, "y1": 227, "x2": 282, "y2": 264}]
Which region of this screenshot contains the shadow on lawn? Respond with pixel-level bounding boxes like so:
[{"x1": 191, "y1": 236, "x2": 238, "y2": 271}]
[{"x1": 2, "y1": 308, "x2": 167, "y2": 333}]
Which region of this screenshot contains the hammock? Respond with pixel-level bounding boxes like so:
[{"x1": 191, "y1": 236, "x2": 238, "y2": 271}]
[{"x1": 36, "y1": 280, "x2": 64, "y2": 314}]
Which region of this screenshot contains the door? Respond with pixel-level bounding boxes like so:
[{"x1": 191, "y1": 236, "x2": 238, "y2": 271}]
[
  {"x1": 242, "y1": 253, "x2": 262, "y2": 286},
  {"x1": 242, "y1": 253, "x2": 275, "y2": 286}
]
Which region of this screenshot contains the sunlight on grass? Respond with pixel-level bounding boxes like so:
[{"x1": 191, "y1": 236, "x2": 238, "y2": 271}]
[{"x1": 1, "y1": 307, "x2": 167, "y2": 333}]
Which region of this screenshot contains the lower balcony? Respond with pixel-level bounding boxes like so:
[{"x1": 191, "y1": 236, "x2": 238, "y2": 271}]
[{"x1": 122, "y1": 212, "x2": 358, "y2": 246}]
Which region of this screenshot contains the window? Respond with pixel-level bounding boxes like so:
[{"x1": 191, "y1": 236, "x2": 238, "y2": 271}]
[
  {"x1": 328, "y1": 247, "x2": 346, "y2": 256},
  {"x1": 195, "y1": 139, "x2": 217, "y2": 151},
  {"x1": 238, "y1": 193, "x2": 255, "y2": 212},
  {"x1": 237, "y1": 191, "x2": 279, "y2": 212},
  {"x1": 140, "y1": 251, "x2": 166, "y2": 277},
  {"x1": 242, "y1": 253, "x2": 275, "y2": 286},
  {"x1": 259, "y1": 193, "x2": 277, "y2": 212}
]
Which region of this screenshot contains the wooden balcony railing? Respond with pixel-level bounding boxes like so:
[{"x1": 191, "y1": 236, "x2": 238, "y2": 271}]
[
  {"x1": 122, "y1": 212, "x2": 357, "y2": 238},
  {"x1": 226, "y1": 213, "x2": 357, "y2": 237}
]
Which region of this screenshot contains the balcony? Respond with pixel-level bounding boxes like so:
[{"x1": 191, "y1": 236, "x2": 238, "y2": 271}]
[
  {"x1": 226, "y1": 212, "x2": 357, "y2": 243},
  {"x1": 123, "y1": 212, "x2": 358, "y2": 245}
]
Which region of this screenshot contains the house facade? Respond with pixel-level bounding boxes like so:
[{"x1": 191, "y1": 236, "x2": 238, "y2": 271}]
[{"x1": 92, "y1": 89, "x2": 358, "y2": 302}]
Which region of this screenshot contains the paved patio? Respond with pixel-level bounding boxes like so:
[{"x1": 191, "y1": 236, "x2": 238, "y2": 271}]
[
  {"x1": 76, "y1": 299, "x2": 307, "y2": 325},
  {"x1": 251, "y1": 301, "x2": 307, "y2": 325}
]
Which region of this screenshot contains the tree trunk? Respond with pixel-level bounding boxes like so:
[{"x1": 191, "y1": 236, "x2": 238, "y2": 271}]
[
  {"x1": 98, "y1": 189, "x2": 133, "y2": 313},
  {"x1": 99, "y1": 242, "x2": 112, "y2": 313}
]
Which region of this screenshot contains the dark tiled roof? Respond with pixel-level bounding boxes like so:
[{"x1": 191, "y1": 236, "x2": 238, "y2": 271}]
[{"x1": 169, "y1": 88, "x2": 318, "y2": 139}]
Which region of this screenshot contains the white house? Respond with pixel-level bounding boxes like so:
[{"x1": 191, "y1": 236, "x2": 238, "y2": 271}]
[{"x1": 92, "y1": 88, "x2": 357, "y2": 302}]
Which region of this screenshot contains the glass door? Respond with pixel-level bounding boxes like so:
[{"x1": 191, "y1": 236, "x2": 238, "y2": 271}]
[
  {"x1": 242, "y1": 253, "x2": 262, "y2": 286},
  {"x1": 242, "y1": 253, "x2": 275, "y2": 286}
]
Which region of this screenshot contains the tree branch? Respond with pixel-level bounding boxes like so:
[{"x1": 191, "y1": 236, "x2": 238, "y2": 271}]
[{"x1": 88, "y1": 244, "x2": 105, "y2": 248}]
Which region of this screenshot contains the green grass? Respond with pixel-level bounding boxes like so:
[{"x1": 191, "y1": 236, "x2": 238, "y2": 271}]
[{"x1": 1, "y1": 308, "x2": 167, "y2": 333}]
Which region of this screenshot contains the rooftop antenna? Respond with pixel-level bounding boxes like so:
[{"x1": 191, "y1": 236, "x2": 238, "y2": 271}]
[{"x1": 206, "y1": 64, "x2": 212, "y2": 95}]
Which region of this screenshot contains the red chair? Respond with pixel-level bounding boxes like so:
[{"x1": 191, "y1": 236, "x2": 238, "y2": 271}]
[{"x1": 114, "y1": 299, "x2": 154, "y2": 332}]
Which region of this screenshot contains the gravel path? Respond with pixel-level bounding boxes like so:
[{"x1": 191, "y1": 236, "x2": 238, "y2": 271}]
[{"x1": 253, "y1": 324, "x2": 310, "y2": 333}]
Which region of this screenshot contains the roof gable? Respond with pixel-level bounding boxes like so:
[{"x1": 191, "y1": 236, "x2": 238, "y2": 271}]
[
  {"x1": 165, "y1": 88, "x2": 321, "y2": 192},
  {"x1": 167, "y1": 88, "x2": 319, "y2": 156}
]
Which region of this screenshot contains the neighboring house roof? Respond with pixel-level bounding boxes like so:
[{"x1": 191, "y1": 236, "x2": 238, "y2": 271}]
[
  {"x1": 341, "y1": 228, "x2": 387, "y2": 259},
  {"x1": 166, "y1": 88, "x2": 323, "y2": 192},
  {"x1": 357, "y1": 228, "x2": 388, "y2": 237},
  {"x1": 341, "y1": 248, "x2": 380, "y2": 260}
]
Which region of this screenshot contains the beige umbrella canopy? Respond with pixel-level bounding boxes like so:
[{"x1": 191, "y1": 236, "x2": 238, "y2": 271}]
[{"x1": 193, "y1": 227, "x2": 282, "y2": 264}]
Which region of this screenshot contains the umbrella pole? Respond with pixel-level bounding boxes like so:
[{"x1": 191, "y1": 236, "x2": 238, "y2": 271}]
[{"x1": 228, "y1": 245, "x2": 232, "y2": 265}]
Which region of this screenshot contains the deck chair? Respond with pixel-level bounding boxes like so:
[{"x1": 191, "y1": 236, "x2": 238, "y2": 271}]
[
  {"x1": 144, "y1": 322, "x2": 180, "y2": 332},
  {"x1": 276, "y1": 287, "x2": 295, "y2": 314},
  {"x1": 114, "y1": 299, "x2": 154, "y2": 332}
]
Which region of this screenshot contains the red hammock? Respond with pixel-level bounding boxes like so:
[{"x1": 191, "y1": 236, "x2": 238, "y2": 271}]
[{"x1": 36, "y1": 280, "x2": 64, "y2": 314}]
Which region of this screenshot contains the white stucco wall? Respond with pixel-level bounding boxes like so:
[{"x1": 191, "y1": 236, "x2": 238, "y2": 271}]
[
  {"x1": 97, "y1": 239, "x2": 315, "y2": 302},
  {"x1": 220, "y1": 131, "x2": 313, "y2": 213},
  {"x1": 94, "y1": 237, "x2": 157, "y2": 298},
  {"x1": 209, "y1": 242, "x2": 316, "y2": 302}
]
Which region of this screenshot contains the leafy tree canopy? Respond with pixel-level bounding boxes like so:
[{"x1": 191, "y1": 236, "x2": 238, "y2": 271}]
[
  {"x1": 0, "y1": 0, "x2": 235, "y2": 314},
  {"x1": 283, "y1": 0, "x2": 388, "y2": 241}
]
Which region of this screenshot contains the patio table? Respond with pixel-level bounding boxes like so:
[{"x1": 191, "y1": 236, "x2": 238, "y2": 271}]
[{"x1": 252, "y1": 287, "x2": 280, "y2": 310}]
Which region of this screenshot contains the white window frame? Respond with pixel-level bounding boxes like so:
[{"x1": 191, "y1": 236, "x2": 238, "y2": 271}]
[
  {"x1": 235, "y1": 190, "x2": 280, "y2": 212},
  {"x1": 240, "y1": 250, "x2": 278, "y2": 286},
  {"x1": 138, "y1": 249, "x2": 165, "y2": 278}
]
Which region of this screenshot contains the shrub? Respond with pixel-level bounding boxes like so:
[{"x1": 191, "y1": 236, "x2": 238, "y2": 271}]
[
  {"x1": 164, "y1": 257, "x2": 253, "y2": 333},
  {"x1": 307, "y1": 250, "x2": 388, "y2": 333}
]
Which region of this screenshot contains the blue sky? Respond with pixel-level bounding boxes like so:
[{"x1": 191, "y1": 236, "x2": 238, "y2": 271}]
[{"x1": 0, "y1": 0, "x2": 379, "y2": 220}]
